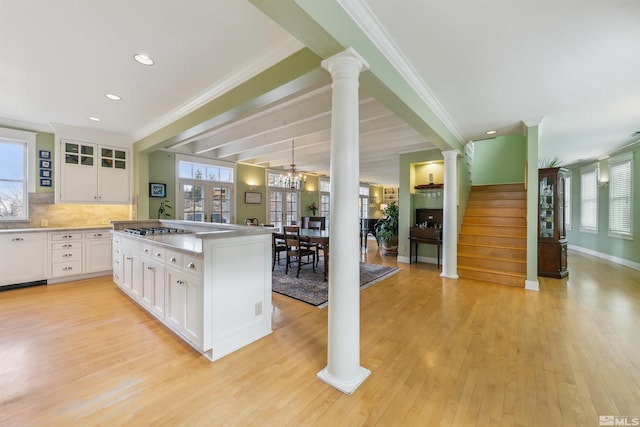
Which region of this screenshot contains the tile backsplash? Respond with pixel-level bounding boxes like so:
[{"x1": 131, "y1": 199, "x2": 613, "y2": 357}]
[{"x1": 0, "y1": 193, "x2": 133, "y2": 229}]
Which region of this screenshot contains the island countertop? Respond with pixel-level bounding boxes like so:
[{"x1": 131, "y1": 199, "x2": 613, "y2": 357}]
[{"x1": 111, "y1": 220, "x2": 272, "y2": 255}]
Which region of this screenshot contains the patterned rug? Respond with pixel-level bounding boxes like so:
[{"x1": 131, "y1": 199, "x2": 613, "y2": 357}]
[{"x1": 271, "y1": 258, "x2": 399, "y2": 308}]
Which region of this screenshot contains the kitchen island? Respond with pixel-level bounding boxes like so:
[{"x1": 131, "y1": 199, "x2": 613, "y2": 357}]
[{"x1": 111, "y1": 220, "x2": 272, "y2": 361}]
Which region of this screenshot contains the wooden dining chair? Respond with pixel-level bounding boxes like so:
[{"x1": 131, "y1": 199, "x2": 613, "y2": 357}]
[
  {"x1": 272, "y1": 232, "x2": 286, "y2": 270},
  {"x1": 283, "y1": 226, "x2": 316, "y2": 277},
  {"x1": 307, "y1": 220, "x2": 324, "y2": 267}
]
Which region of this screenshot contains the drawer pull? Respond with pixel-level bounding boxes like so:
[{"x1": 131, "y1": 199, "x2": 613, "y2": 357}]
[
  {"x1": 94, "y1": 233, "x2": 103, "y2": 237},
  {"x1": 177, "y1": 280, "x2": 185, "y2": 285},
  {"x1": 155, "y1": 252, "x2": 162, "y2": 257},
  {"x1": 11, "y1": 237, "x2": 24, "y2": 242},
  {"x1": 147, "y1": 266, "x2": 155, "y2": 270},
  {"x1": 126, "y1": 256, "x2": 133, "y2": 260},
  {"x1": 63, "y1": 235, "x2": 73, "y2": 239},
  {"x1": 63, "y1": 253, "x2": 73, "y2": 258},
  {"x1": 187, "y1": 262, "x2": 196, "y2": 269},
  {"x1": 63, "y1": 244, "x2": 72, "y2": 248},
  {"x1": 63, "y1": 266, "x2": 73, "y2": 271},
  {"x1": 170, "y1": 257, "x2": 177, "y2": 263}
]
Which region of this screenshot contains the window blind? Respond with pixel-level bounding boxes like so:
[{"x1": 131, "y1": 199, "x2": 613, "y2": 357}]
[
  {"x1": 608, "y1": 154, "x2": 632, "y2": 236},
  {"x1": 580, "y1": 166, "x2": 598, "y2": 233}
]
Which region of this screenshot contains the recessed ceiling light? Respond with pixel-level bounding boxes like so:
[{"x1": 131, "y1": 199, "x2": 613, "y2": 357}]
[
  {"x1": 88, "y1": 116, "x2": 101, "y2": 122},
  {"x1": 134, "y1": 54, "x2": 154, "y2": 66},
  {"x1": 105, "y1": 93, "x2": 121, "y2": 101},
  {"x1": 486, "y1": 130, "x2": 497, "y2": 135}
]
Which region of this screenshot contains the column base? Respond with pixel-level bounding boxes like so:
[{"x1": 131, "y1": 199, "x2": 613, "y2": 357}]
[
  {"x1": 440, "y1": 272, "x2": 459, "y2": 279},
  {"x1": 316, "y1": 366, "x2": 371, "y2": 395}
]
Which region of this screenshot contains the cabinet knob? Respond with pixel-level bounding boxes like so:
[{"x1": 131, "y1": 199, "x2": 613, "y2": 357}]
[
  {"x1": 144, "y1": 248, "x2": 150, "y2": 253},
  {"x1": 187, "y1": 262, "x2": 195, "y2": 269},
  {"x1": 170, "y1": 257, "x2": 177, "y2": 263},
  {"x1": 126, "y1": 256, "x2": 133, "y2": 260},
  {"x1": 155, "y1": 252, "x2": 162, "y2": 257}
]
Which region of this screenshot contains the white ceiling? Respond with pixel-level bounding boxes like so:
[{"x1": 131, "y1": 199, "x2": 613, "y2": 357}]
[{"x1": 1, "y1": 0, "x2": 639, "y2": 186}]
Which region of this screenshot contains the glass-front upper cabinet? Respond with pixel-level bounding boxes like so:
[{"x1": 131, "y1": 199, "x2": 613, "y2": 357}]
[{"x1": 64, "y1": 142, "x2": 94, "y2": 166}]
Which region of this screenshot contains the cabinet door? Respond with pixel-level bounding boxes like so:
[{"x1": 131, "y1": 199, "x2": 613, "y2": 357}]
[
  {"x1": 112, "y1": 246, "x2": 124, "y2": 287},
  {"x1": 98, "y1": 146, "x2": 129, "y2": 203},
  {"x1": 182, "y1": 271, "x2": 203, "y2": 346},
  {"x1": 141, "y1": 258, "x2": 165, "y2": 319},
  {"x1": 84, "y1": 232, "x2": 112, "y2": 273},
  {"x1": 166, "y1": 268, "x2": 185, "y2": 332},
  {"x1": 0, "y1": 233, "x2": 47, "y2": 286},
  {"x1": 59, "y1": 140, "x2": 98, "y2": 202}
]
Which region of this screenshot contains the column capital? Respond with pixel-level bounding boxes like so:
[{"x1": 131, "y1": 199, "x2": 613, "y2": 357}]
[
  {"x1": 442, "y1": 150, "x2": 460, "y2": 160},
  {"x1": 321, "y1": 47, "x2": 369, "y2": 75}
]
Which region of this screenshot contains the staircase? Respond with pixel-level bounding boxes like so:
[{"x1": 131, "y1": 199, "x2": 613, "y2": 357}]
[{"x1": 458, "y1": 183, "x2": 527, "y2": 287}]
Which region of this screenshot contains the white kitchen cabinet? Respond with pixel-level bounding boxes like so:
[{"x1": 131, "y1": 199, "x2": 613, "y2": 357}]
[
  {"x1": 49, "y1": 232, "x2": 83, "y2": 279},
  {"x1": 141, "y1": 244, "x2": 166, "y2": 319},
  {"x1": 112, "y1": 235, "x2": 124, "y2": 287},
  {"x1": 120, "y1": 237, "x2": 142, "y2": 298},
  {"x1": 58, "y1": 139, "x2": 130, "y2": 204},
  {"x1": 166, "y1": 265, "x2": 204, "y2": 349},
  {"x1": 0, "y1": 232, "x2": 47, "y2": 287},
  {"x1": 84, "y1": 230, "x2": 112, "y2": 273}
]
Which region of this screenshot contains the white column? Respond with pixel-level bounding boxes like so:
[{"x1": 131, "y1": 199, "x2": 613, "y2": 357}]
[
  {"x1": 441, "y1": 150, "x2": 459, "y2": 279},
  {"x1": 317, "y1": 48, "x2": 370, "y2": 395}
]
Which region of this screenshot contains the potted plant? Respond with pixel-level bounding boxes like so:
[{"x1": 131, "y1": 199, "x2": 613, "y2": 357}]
[
  {"x1": 308, "y1": 202, "x2": 318, "y2": 216},
  {"x1": 374, "y1": 201, "x2": 399, "y2": 256},
  {"x1": 158, "y1": 199, "x2": 173, "y2": 219}
]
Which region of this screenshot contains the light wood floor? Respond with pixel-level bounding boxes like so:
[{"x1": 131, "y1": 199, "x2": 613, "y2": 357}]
[{"x1": 1, "y1": 245, "x2": 639, "y2": 426}]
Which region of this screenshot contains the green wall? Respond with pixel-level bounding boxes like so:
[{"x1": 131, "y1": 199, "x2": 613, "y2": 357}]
[
  {"x1": 36, "y1": 131, "x2": 55, "y2": 193},
  {"x1": 471, "y1": 134, "x2": 526, "y2": 185},
  {"x1": 148, "y1": 151, "x2": 176, "y2": 219},
  {"x1": 236, "y1": 163, "x2": 267, "y2": 224},
  {"x1": 566, "y1": 146, "x2": 640, "y2": 265}
]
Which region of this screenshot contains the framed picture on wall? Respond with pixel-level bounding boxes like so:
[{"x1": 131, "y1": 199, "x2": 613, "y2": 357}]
[
  {"x1": 149, "y1": 183, "x2": 166, "y2": 198},
  {"x1": 245, "y1": 192, "x2": 262, "y2": 204},
  {"x1": 39, "y1": 150, "x2": 51, "y2": 159}
]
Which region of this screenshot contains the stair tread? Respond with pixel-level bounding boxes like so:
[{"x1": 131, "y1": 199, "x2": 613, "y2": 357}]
[
  {"x1": 458, "y1": 242, "x2": 526, "y2": 251},
  {"x1": 458, "y1": 265, "x2": 526, "y2": 278},
  {"x1": 457, "y1": 253, "x2": 526, "y2": 264}
]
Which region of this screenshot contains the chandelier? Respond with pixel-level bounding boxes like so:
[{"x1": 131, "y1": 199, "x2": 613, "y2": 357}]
[{"x1": 276, "y1": 140, "x2": 306, "y2": 190}]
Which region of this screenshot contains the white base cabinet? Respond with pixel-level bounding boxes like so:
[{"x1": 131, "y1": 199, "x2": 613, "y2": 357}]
[
  {"x1": 111, "y1": 228, "x2": 272, "y2": 362},
  {"x1": 0, "y1": 233, "x2": 47, "y2": 287}
]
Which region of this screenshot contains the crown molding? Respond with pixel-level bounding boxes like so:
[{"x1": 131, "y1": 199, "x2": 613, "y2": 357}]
[
  {"x1": 337, "y1": 0, "x2": 464, "y2": 143},
  {"x1": 132, "y1": 36, "x2": 304, "y2": 143}
]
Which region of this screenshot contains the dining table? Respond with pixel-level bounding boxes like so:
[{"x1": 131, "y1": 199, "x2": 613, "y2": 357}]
[{"x1": 274, "y1": 227, "x2": 330, "y2": 280}]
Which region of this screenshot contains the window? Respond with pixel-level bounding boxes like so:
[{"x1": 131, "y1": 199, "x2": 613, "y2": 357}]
[
  {"x1": 608, "y1": 153, "x2": 633, "y2": 238},
  {"x1": 359, "y1": 184, "x2": 370, "y2": 219},
  {"x1": 319, "y1": 178, "x2": 330, "y2": 229},
  {"x1": 0, "y1": 128, "x2": 36, "y2": 221},
  {"x1": 177, "y1": 157, "x2": 234, "y2": 223},
  {"x1": 580, "y1": 165, "x2": 598, "y2": 233},
  {"x1": 565, "y1": 175, "x2": 571, "y2": 230},
  {"x1": 267, "y1": 172, "x2": 299, "y2": 228}
]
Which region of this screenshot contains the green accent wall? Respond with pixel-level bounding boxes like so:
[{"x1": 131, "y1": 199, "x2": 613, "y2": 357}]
[
  {"x1": 148, "y1": 151, "x2": 176, "y2": 219},
  {"x1": 566, "y1": 146, "x2": 640, "y2": 265},
  {"x1": 471, "y1": 134, "x2": 527, "y2": 185},
  {"x1": 236, "y1": 163, "x2": 267, "y2": 224},
  {"x1": 36, "y1": 131, "x2": 55, "y2": 193}
]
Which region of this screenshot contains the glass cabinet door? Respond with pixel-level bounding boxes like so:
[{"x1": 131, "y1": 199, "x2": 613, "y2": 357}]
[{"x1": 539, "y1": 176, "x2": 555, "y2": 238}]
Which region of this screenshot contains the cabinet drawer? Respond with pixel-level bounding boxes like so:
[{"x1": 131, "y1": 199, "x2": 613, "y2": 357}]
[
  {"x1": 166, "y1": 250, "x2": 182, "y2": 267},
  {"x1": 84, "y1": 230, "x2": 110, "y2": 239},
  {"x1": 183, "y1": 256, "x2": 202, "y2": 275},
  {"x1": 52, "y1": 241, "x2": 82, "y2": 250},
  {"x1": 51, "y1": 260, "x2": 83, "y2": 277},
  {"x1": 50, "y1": 232, "x2": 83, "y2": 241},
  {"x1": 52, "y1": 247, "x2": 83, "y2": 262}
]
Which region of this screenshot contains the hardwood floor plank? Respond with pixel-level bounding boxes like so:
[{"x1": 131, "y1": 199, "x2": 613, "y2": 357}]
[{"x1": 1, "y1": 246, "x2": 639, "y2": 426}]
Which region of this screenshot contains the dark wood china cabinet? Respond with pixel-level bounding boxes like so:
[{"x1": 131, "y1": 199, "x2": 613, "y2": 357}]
[{"x1": 538, "y1": 167, "x2": 569, "y2": 278}]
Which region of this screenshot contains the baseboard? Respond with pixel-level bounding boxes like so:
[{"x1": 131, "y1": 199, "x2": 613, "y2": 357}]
[{"x1": 568, "y1": 244, "x2": 640, "y2": 272}]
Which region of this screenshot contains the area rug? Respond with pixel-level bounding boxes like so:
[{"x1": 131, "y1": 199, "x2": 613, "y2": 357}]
[{"x1": 271, "y1": 259, "x2": 399, "y2": 308}]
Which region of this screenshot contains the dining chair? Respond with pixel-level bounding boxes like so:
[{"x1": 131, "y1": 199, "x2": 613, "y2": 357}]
[
  {"x1": 283, "y1": 226, "x2": 316, "y2": 277},
  {"x1": 272, "y1": 232, "x2": 286, "y2": 270},
  {"x1": 307, "y1": 220, "x2": 324, "y2": 267}
]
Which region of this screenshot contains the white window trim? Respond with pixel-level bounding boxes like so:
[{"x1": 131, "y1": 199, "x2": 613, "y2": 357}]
[
  {"x1": 579, "y1": 164, "x2": 598, "y2": 234},
  {"x1": 0, "y1": 127, "x2": 37, "y2": 221},
  {"x1": 565, "y1": 175, "x2": 572, "y2": 231},
  {"x1": 607, "y1": 152, "x2": 633, "y2": 240}
]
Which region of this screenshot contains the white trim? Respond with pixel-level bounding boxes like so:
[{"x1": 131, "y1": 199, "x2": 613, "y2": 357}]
[
  {"x1": 568, "y1": 244, "x2": 640, "y2": 272},
  {"x1": 337, "y1": 0, "x2": 464, "y2": 143},
  {"x1": 525, "y1": 280, "x2": 539, "y2": 291},
  {"x1": 132, "y1": 37, "x2": 304, "y2": 142}
]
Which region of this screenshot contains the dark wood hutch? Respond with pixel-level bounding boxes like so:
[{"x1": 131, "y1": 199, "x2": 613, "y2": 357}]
[{"x1": 538, "y1": 167, "x2": 569, "y2": 278}]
